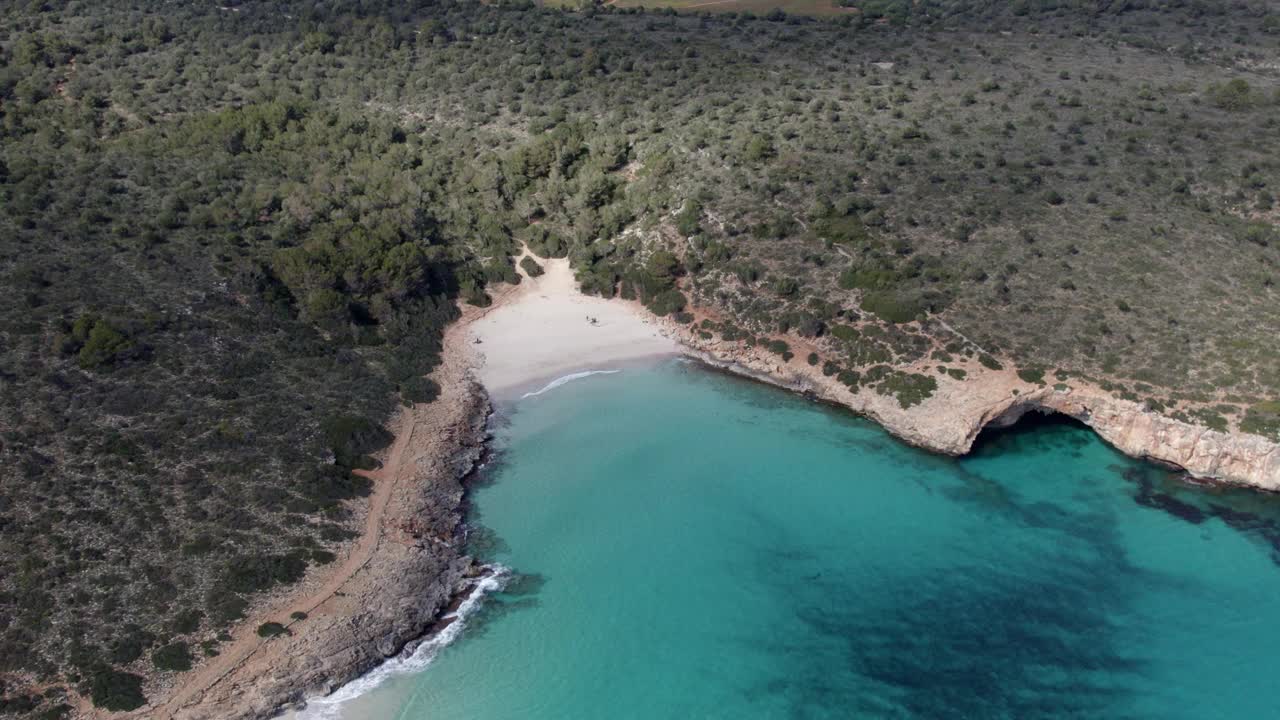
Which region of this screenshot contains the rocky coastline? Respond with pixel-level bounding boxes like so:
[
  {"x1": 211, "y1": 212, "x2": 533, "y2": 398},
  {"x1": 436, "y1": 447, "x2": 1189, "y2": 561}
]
[
  {"x1": 144, "y1": 343, "x2": 494, "y2": 720},
  {"x1": 667, "y1": 321, "x2": 1280, "y2": 492},
  {"x1": 153, "y1": 285, "x2": 1278, "y2": 720}
]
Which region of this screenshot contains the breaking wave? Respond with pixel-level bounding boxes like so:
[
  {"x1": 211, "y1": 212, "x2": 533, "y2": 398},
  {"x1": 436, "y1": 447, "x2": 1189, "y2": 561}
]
[
  {"x1": 295, "y1": 565, "x2": 511, "y2": 719},
  {"x1": 520, "y1": 370, "x2": 620, "y2": 399}
]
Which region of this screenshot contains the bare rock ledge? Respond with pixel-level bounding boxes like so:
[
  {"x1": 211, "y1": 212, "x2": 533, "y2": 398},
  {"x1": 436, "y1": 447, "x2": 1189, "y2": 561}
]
[{"x1": 673, "y1": 330, "x2": 1280, "y2": 492}]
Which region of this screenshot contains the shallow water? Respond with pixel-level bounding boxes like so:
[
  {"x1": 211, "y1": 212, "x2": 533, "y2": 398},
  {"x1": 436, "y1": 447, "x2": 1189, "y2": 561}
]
[{"x1": 322, "y1": 360, "x2": 1280, "y2": 720}]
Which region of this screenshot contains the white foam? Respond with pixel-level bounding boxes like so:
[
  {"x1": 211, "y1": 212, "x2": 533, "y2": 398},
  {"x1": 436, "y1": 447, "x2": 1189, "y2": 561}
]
[
  {"x1": 520, "y1": 369, "x2": 620, "y2": 399},
  {"x1": 293, "y1": 565, "x2": 511, "y2": 719}
]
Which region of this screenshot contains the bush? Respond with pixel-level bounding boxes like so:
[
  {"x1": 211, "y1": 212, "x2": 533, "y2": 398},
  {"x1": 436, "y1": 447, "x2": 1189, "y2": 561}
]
[
  {"x1": 645, "y1": 289, "x2": 687, "y2": 317},
  {"x1": 806, "y1": 352, "x2": 819, "y2": 366},
  {"x1": 813, "y1": 214, "x2": 868, "y2": 245},
  {"x1": 222, "y1": 553, "x2": 307, "y2": 595},
  {"x1": 89, "y1": 669, "x2": 146, "y2": 711},
  {"x1": 400, "y1": 376, "x2": 441, "y2": 404},
  {"x1": 68, "y1": 315, "x2": 136, "y2": 369},
  {"x1": 831, "y1": 325, "x2": 860, "y2": 342},
  {"x1": 876, "y1": 371, "x2": 938, "y2": 409},
  {"x1": 675, "y1": 199, "x2": 702, "y2": 237},
  {"x1": 525, "y1": 228, "x2": 569, "y2": 259},
  {"x1": 171, "y1": 609, "x2": 203, "y2": 634},
  {"x1": 772, "y1": 277, "x2": 800, "y2": 297},
  {"x1": 1017, "y1": 367, "x2": 1047, "y2": 385},
  {"x1": 298, "y1": 464, "x2": 372, "y2": 507},
  {"x1": 321, "y1": 415, "x2": 393, "y2": 470},
  {"x1": 646, "y1": 250, "x2": 682, "y2": 283},
  {"x1": 742, "y1": 134, "x2": 776, "y2": 162},
  {"x1": 1190, "y1": 408, "x2": 1229, "y2": 432},
  {"x1": 519, "y1": 256, "x2": 545, "y2": 277},
  {"x1": 978, "y1": 354, "x2": 1004, "y2": 371},
  {"x1": 1240, "y1": 222, "x2": 1273, "y2": 247},
  {"x1": 1240, "y1": 401, "x2": 1280, "y2": 440},
  {"x1": 257, "y1": 622, "x2": 288, "y2": 638},
  {"x1": 206, "y1": 592, "x2": 249, "y2": 625},
  {"x1": 860, "y1": 291, "x2": 921, "y2": 324},
  {"x1": 1207, "y1": 78, "x2": 1258, "y2": 111},
  {"x1": 152, "y1": 642, "x2": 193, "y2": 672}
]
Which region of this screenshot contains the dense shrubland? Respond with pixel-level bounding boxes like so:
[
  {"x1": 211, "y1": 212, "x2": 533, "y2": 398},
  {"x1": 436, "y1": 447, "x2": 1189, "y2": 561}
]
[{"x1": 1, "y1": 0, "x2": 1278, "y2": 715}]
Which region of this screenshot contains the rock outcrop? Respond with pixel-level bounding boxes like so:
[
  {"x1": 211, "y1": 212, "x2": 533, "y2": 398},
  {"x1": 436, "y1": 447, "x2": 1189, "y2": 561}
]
[
  {"x1": 673, "y1": 325, "x2": 1280, "y2": 492},
  {"x1": 137, "y1": 333, "x2": 494, "y2": 720},
  {"x1": 172, "y1": 380, "x2": 491, "y2": 720}
]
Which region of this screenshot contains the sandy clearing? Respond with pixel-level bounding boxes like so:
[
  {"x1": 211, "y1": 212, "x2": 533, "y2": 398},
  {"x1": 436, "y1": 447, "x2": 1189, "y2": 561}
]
[{"x1": 467, "y1": 257, "x2": 678, "y2": 396}]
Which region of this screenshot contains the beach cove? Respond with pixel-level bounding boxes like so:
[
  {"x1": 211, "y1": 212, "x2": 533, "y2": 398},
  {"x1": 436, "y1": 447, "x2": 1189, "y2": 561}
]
[
  {"x1": 311, "y1": 360, "x2": 1280, "y2": 719},
  {"x1": 163, "y1": 255, "x2": 1280, "y2": 720},
  {"x1": 292, "y1": 256, "x2": 1280, "y2": 720}
]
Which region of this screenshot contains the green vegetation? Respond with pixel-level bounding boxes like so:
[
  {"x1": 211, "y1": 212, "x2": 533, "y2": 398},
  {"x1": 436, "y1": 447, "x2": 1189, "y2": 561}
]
[
  {"x1": 64, "y1": 315, "x2": 138, "y2": 370},
  {"x1": 1017, "y1": 367, "x2": 1047, "y2": 385},
  {"x1": 1240, "y1": 401, "x2": 1280, "y2": 441},
  {"x1": 256, "y1": 623, "x2": 289, "y2": 639},
  {"x1": 1190, "y1": 408, "x2": 1230, "y2": 433},
  {"x1": 151, "y1": 643, "x2": 193, "y2": 673},
  {"x1": 520, "y1": 257, "x2": 546, "y2": 278},
  {"x1": 1207, "y1": 78, "x2": 1263, "y2": 111},
  {"x1": 1, "y1": 0, "x2": 1278, "y2": 714},
  {"x1": 874, "y1": 371, "x2": 939, "y2": 409},
  {"x1": 860, "y1": 291, "x2": 922, "y2": 324},
  {"x1": 87, "y1": 669, "x2": 145, "y2": 712},
  {"x1": 322, "y1": 416, "x2": 394, "y2": 472}
]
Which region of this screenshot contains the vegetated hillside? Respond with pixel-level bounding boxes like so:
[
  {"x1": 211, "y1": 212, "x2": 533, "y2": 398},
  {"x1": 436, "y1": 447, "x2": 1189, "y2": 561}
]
[{"x1": 0, "y1": 0, "x2": 1277, "y2": 715}]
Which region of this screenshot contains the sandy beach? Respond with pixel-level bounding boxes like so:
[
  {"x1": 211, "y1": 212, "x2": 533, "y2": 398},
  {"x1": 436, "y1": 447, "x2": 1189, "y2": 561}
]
[{"x1": 467, "y1": 256, "x2": 679, "y2": 396}]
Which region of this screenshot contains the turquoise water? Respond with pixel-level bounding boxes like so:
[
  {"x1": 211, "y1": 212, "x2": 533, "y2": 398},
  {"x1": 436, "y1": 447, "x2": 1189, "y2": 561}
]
[{"x1": 327, "y1": 360, "x2": 1280, "y2": 720}]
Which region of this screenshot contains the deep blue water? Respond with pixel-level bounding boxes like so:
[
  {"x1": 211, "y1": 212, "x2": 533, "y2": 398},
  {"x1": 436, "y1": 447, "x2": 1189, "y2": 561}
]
[{"x1": 320, "y1": 360, "x2": 1280, "y2": 720}]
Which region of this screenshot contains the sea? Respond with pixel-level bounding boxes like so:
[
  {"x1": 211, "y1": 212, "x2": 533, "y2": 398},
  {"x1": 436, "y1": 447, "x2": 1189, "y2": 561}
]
[{"x1": 302, "y1": 358, "x2": 1280, "y2": 720}]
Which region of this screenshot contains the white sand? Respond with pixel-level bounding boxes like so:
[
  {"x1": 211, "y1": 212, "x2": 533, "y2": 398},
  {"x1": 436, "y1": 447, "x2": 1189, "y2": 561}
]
[{"x1": 466, "y1": 258, "x2": 678, "y2": 395}]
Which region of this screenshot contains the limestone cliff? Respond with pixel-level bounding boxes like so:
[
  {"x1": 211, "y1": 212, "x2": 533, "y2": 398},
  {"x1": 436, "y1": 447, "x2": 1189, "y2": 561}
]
[{"x1": 672, "y1": 326, "x2": 1280, "y2": 492}]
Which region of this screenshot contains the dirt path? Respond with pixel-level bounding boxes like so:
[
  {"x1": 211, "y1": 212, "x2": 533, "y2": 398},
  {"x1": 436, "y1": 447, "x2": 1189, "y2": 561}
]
[
  {"x1": 90, "y1": 305, "x2": 501, "y2": 720},
  {"x1": 121, "y1": 254, "x2": 661, "y2": 718},
  {"x1": 138, "y1": 411, "x2": 420, "y2": 718}
]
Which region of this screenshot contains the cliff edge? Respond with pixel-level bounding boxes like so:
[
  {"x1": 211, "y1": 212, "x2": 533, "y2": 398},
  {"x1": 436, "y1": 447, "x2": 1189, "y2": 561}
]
[{"x1": 675, "y1": 327, "x2": 1280, "y2": 491}]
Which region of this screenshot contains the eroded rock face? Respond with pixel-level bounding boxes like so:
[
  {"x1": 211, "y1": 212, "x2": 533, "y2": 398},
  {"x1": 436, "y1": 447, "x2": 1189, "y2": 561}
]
[
  {"x1": 1036, "y1": 388, "x2": 1280, "y2": 491},
  {"x1": 670, "y1": 325, "x2": 1280, "y2": 492},
  {"x1": 168, "y1": 378, "x2": 491, "y2": 720}
]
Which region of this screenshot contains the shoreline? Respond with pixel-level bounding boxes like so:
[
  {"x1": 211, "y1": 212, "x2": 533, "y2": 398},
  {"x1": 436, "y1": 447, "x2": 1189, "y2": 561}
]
[
  {"x1": 130, "y1": 256, "x2": 685, "y2": 720},
  {"x1": 664, "y1": 325, "x2": 1280, "y2": 492},
  {"x1": 465, "y1": 256, "x2": 679, "y2": 399},
  {"x1": 119, "y1": 312, "x2": 494, "y2": 720},
  {"x1": 141, "y1": 252, "x2": 1280, "y2": 720}
]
